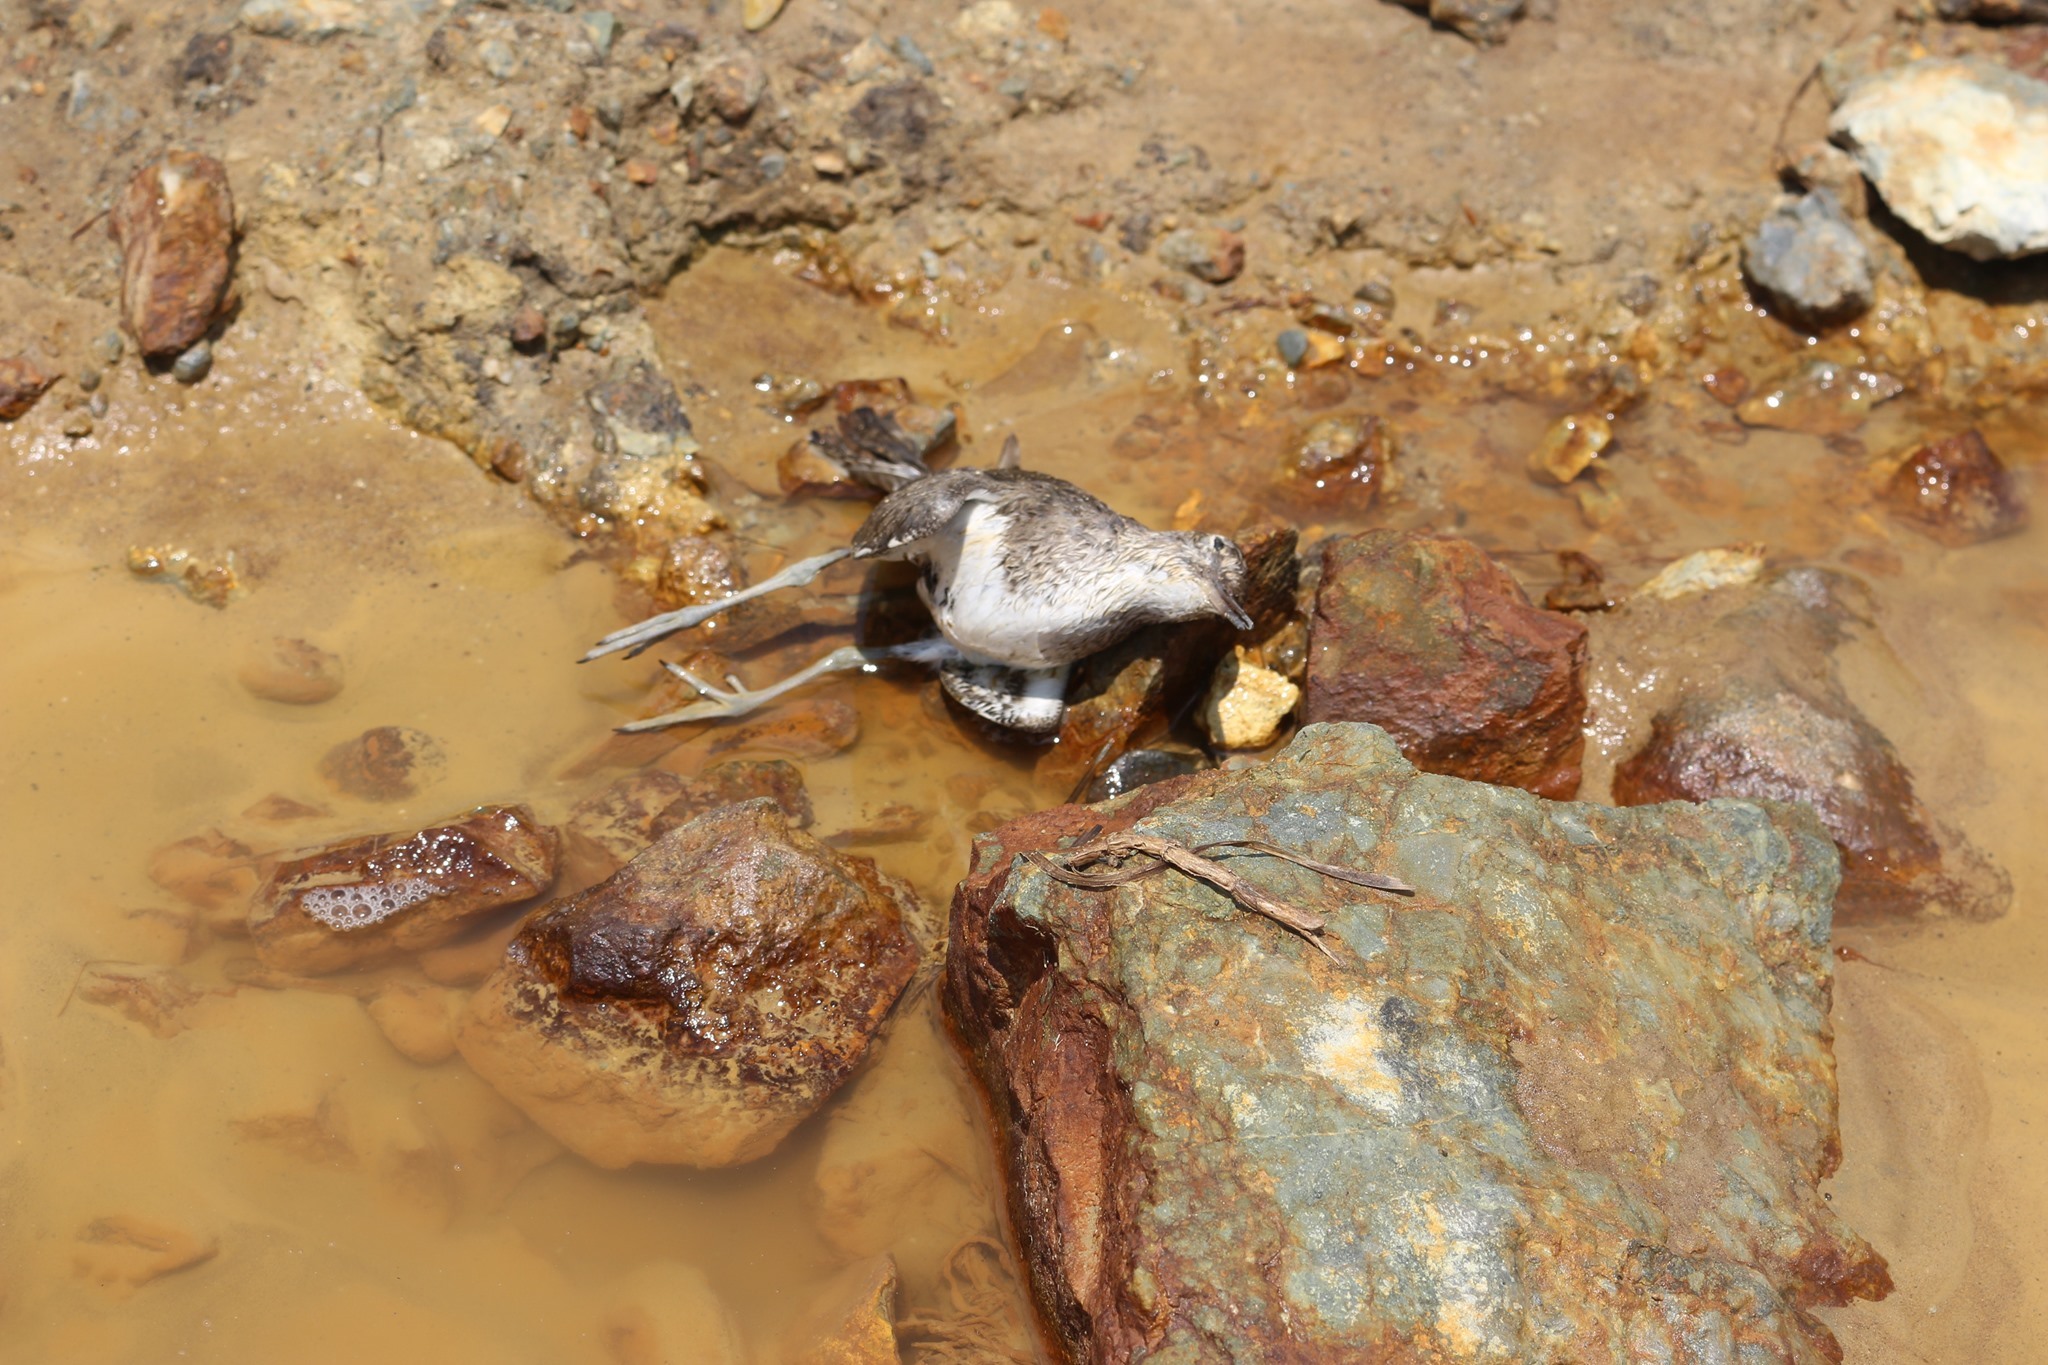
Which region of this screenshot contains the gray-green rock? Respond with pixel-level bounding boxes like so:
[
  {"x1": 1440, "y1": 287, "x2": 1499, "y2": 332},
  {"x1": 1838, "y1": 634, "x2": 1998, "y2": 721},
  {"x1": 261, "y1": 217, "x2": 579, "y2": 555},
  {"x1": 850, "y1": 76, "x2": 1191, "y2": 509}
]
[{"x1": 945, "y1": 723, "x2": 1890, "y2": 1363}]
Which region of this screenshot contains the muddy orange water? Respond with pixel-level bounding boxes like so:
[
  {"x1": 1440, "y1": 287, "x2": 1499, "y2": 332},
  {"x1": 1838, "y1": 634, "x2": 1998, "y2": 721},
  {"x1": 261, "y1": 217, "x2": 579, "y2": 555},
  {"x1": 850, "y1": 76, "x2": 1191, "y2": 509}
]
[{"x1": 3, "y1": 250, "x2": 2044, "y2": 1361}]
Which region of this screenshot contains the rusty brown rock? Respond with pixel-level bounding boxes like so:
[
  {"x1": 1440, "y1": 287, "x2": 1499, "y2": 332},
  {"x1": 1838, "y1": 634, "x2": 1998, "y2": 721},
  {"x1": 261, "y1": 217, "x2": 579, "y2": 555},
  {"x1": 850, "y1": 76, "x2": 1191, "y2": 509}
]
[
  {"x1": 1304, "y1": 530, "x2": 1589, "y2": 797},
  {"x1": 109, "y1": 151, "x2": 237, "y2": 359},
  {"x1": 1613, "y1": 680, "x2": 2010, "y2": 923},
  {"x1": 1595, "y1": 566, "x2": 2010, "y2": 924},
  {"x1": 1155, "y1": 226, "x2": 1245, "y2": 283},
  {"x1": 0, "y1": 357, "x2": 56, "y2": 420},
  {"x1": 1883, "y1": 430, "x2": 2029, "y2": 547},
  {"x1": 706, "y1": 699, "x2": 860, "y2": 759},
  {"x1": 249, "y1": 805, "x2": 558, "y2": 974},
  {"x1": 779, "y1": 437, "x2": 876, "y2": 500},
  {"x1": 456, "y1": 801, "x2": 923, "y2": 1168},
  {"x1": 75, "y1": 964, "x2": 216, "y2": 1038},
  {"x1": 317, "y1": 725, "x2": 447, "y2": 801}
]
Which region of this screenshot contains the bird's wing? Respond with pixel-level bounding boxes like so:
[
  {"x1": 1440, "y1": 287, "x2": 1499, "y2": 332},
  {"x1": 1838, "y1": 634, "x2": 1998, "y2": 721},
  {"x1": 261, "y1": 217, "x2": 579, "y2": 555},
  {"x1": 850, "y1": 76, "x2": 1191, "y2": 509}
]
[{"x1": 850, "y1": 469, "x2": 1044, "y2": 558}]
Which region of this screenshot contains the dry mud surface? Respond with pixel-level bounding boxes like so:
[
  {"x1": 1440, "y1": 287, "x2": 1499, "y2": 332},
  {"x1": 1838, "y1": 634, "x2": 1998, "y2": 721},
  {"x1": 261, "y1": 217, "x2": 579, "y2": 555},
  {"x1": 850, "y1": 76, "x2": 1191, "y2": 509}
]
[{"x1": 3, "y1": 0, "x2": 2046, "y2": 1361}]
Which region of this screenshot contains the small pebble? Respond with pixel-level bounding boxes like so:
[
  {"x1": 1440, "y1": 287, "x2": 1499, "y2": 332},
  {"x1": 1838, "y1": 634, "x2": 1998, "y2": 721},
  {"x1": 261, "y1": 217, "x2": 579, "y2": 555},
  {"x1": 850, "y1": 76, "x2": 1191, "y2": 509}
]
[
  {"x1": 77, "y1": 364, "x2": 101, "y2": 392},
  {"x1": 62, "y1": 411, "x2": 93, "y2": 439},
  {"x1": 171, "y1": 342, "x2": 212, "y2": 384},
  {"x1": 893, "y1": 35, "x2": 934, "y2": 75},
  {"x1": 88, "y1": 392, "x2": 108, "y2": 418},
  {"x1": 743, "y1": 0, "x2": 787, "y2": 31},
  {"x1": 92, "y1": 330, "x2": 124, "y2": 366},
  {"x1": 1354, "y1": 278, "x2": 1396, "y2": 308},
  {"x1": 1276, "y1": 329, "x2": 1309, "y2": 368},
  {"x1": 582, "y1": 11, "x2": 617, "y2": 59}
]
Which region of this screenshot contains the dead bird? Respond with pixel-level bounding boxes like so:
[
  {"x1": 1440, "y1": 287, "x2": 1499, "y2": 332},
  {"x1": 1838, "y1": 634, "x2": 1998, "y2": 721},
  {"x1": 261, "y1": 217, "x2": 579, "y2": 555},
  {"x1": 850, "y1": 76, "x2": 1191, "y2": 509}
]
[{"x1": 583, "y1": 416, "x2": 1253, "y2": 737}]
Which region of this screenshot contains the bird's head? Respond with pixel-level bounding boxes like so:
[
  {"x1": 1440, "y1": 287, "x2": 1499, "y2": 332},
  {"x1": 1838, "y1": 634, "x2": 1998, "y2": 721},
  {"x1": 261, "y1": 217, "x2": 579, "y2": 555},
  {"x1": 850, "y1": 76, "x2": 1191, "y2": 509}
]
[{"x1": 1171, "y1": 531, "x2": 1254, "y2": 630}]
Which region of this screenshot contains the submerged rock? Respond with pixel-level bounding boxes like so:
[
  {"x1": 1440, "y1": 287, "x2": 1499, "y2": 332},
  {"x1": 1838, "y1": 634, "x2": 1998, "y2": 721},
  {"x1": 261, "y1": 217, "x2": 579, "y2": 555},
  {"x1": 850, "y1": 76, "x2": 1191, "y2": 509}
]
[
  {"x1": 1883, "y1": 429, "x2": 2029, "y2": 547},
  {"x1": 317, "y1": 725, "x2": 448, "y2": 801},
  {"x1": 1595, "y1": 568, "x2": 2010, "y2": 923},
  {"x1": 945, "y1": 723, "x2": 1889, "y2": 1363},
  {"x1": 563, "y1": 760, "x2": 813, "y2": 877},
  {"x1": 457, "y1": 801, "x2": 923, "y2": 1168},
  {"x1": 1305, "y1": 530, "x2": 1589, "y2": 798},
  {"x1": 249, "y1": 805, "x2": 558, "y2": 974},
  {"x1": 1744, "y1": 190, "x2": 1874, "y2": 325},
  {"x1": 238, "y1": 636, "x2": 344, "y2": 704},
  {"x1": 1830, "y1": 58, "x2": 2048, "y2": 260},
  {"x1": 109, "y1": 151, "x2": 237, "y2": 359}
]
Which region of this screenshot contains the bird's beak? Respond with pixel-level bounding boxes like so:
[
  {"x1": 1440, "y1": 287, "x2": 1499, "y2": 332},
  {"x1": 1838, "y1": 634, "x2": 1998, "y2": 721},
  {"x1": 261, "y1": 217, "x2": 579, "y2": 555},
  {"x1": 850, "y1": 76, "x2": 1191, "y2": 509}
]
[{"x1": 1206, "y1": 582, "x2": 1255, "y2": 631}]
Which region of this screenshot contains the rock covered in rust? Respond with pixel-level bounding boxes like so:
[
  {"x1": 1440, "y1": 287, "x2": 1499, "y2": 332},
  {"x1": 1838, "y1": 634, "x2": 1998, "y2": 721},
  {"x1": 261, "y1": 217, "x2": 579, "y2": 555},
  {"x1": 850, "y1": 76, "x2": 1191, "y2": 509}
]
[
  {"x1": 237, "y1": 636, "x2": 344, "y2": 704},
  {"x1": 109, "y1": 151, "x2": 237, "y2": 359},
  {"x1": 249, "y1": 805, "x2": 558, "y2": 974},
  {"x1": 1392, "y1": 0, "x2": 1526, "y2": 45},
  {"x1": 456, "y1": 800, "x2": 923, "y2": 1168},
  {"x1": 945, "y1": 723, "x2": 1890, "y2": 1364},
  {"x1": 1304, "y1": 530, "x2": 1589, "y2": 797},
  {"x1": 1883, "y1": 430, "x2": 2029, "y2": 547},
  {"x1": 1598, "y1": 567, "x2": 2011, "y2": 924},
  {"x1": 0, "y1": 357, "x2": 56, "y2": 420}
]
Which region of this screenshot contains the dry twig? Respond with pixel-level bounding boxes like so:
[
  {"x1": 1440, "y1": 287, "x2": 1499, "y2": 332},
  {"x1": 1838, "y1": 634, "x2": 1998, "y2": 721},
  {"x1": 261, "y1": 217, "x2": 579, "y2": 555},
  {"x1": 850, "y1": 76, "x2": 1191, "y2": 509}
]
[{"x1": 1024, "y1": 830, "x2": 1413, "y2": 959}]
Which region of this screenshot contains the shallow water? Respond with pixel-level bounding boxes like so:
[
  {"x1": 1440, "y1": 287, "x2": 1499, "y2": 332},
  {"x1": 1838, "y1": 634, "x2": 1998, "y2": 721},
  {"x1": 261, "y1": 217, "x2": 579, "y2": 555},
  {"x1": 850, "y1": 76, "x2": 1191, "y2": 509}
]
[{"x1": 3, "y1": 250, "x2": 2044, "y2": 1361}]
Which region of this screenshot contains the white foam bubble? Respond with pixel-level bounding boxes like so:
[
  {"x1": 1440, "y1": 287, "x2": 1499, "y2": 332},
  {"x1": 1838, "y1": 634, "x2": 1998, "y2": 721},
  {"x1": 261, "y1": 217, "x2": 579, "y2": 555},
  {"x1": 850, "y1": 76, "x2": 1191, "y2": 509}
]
[{"x1": 300, "y1": 878, "x2": 436, "y2": 931}]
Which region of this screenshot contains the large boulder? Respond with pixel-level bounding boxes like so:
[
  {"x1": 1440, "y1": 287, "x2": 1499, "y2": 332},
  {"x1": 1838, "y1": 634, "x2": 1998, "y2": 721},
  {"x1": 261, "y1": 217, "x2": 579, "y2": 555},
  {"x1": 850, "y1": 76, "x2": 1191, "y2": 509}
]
[
  {"x1": 1305, "y1": 530, "x2": 1589, "y2": 798},
  {"x1": 945, "y1": 723, "x2": 1890, "y2": 1364},
  {"x1": 1829, "y1": 58, "x2": 2048, "y2": 260},
  {"x1": 457, "y1": 800, "x2": 924, "y2": 1168}
]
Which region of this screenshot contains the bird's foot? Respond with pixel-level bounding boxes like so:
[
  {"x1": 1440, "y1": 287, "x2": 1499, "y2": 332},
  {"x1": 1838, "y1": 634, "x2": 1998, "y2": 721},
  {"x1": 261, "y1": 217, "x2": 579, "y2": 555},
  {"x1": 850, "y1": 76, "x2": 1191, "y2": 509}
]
[{"x1": 614, "y1": 646, "x2": 874, "y2": 733}]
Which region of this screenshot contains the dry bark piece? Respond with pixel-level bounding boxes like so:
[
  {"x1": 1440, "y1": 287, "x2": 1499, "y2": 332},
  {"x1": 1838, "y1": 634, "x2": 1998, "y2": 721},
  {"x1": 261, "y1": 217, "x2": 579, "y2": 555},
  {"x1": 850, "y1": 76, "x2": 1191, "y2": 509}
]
[
  {"x1": 457, "y1": 800, "x2": 922, "y2": 1168},
  {"x1": 249, "y1": 804, "x2": 558, "y2": 974},
  {"x1": 109, "y1": 150, "x2": 237, "y2": 359},
  {"x1": 1883, "y1": 430, "x2": 2029, "y2": 547},
  {"x1": 1304, "y1": 530, "x2": 1589, "y2": 797},
  {"x1": 317, "y1": 725, "x2": 447, "y2": 801},
  {"x1": 0, "y1": 357, "x2": 56, "y2": 420}
]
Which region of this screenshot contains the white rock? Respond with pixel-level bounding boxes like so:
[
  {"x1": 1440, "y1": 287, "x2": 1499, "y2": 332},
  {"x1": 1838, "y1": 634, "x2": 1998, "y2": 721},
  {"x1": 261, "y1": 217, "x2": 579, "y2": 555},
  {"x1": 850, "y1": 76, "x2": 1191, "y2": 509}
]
[
  {"x1": 1830, "y1": 58, "x2": 2048, "y2": 260},
  {"x1": 1636, "y1": 546, "x2": 1766, "y2": 602}
]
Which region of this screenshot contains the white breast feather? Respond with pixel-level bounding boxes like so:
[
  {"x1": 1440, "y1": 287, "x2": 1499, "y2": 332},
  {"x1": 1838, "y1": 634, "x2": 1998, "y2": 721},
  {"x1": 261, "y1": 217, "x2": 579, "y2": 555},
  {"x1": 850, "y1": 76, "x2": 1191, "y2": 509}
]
[{"x1": 924, "y1": 504, "x2": 1079, "y2": 667}]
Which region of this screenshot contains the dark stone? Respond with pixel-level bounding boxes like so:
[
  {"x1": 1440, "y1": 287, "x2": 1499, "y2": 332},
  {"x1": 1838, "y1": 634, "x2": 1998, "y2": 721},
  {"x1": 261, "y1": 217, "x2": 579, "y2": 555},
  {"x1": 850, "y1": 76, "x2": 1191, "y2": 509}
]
[
  {"x1": 179, "y1": 31, "x2": 233, "y2": 85},
  {"x1": 1304, "y1": 530, "x2": 1589, "y2": 798},
  {"x1": 846, "y1": 80, "x2": 937, "y2": 153}
]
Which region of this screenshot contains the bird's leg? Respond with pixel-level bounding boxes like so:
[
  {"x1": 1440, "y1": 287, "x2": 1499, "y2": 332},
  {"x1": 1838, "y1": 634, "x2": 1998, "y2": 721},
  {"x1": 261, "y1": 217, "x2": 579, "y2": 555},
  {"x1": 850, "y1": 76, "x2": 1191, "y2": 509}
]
[
  {"x1": 617, "y1": 640, "x2": 955, "y2": 732},
  {"x1": 582, "y1": 548, "x2": 854, "y2": 663}
]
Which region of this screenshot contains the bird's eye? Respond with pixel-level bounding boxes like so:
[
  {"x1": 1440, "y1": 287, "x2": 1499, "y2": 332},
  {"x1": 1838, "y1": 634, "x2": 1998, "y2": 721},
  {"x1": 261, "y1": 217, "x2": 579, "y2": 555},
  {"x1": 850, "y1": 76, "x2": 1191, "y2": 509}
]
[{"x1": 1209, "y1": 535, "x2": 1231, "y2": 552}]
